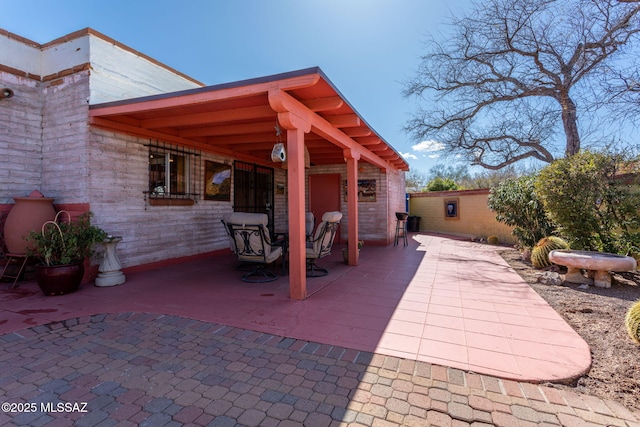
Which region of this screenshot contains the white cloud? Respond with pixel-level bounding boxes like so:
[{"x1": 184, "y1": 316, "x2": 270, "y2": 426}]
[
  {"x1": 428, "y1": 154, "x2": 441, "y2": 159},
  {"x1": 401, "y1": 152, "x2": 418, "y2": 160},
  {"x1": 412, "y1": 140, "x2": 445, "y2": 152}
]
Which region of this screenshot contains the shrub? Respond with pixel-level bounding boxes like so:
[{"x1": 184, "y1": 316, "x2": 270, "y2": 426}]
[
  {"x1": 426, "y1": 177, "x2": 459, "y2": 192},
  {"x1": 534, "y1": 151, "x2": 640, "y2": 253},
  {"x1": 488, "y1": 174, "x2": 556, "y2": 249},
  {"x1": 487, "y1": 235, "x2": 499, "y2": 245}
]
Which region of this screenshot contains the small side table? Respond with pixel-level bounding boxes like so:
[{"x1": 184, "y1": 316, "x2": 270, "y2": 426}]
[{"x1": 95, "y1": 236, "x2": 126, "y2": 287}]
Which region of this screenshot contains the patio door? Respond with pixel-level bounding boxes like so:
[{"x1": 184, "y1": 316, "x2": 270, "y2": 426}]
[
  {"x1": 309, "y1": 174, "x2": 342, "y2": 242},
  {"x1": 233, "y1": 161, "x2": 275, "y2": 230}
]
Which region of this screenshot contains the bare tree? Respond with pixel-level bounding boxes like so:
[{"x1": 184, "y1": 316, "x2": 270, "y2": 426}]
[
  {"x1": 405, "y1": 170, "x2": 430, "y2": 192},
  {"x1": 404, "y1": 0, "x2": 640, "y2": 170},
  {"x1": 600, "y1": 58, "x2": 640, "y2": 121}
]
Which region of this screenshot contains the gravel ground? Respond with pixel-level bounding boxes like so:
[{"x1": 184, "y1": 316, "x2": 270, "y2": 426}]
[{"x1": 500, "y1": 248, "x2": 640, "y2": 411}]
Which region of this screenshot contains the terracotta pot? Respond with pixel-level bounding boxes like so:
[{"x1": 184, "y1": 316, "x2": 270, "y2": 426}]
[
  {"x1": 35, "y1": 262, "x2": 84, "y2": 296},
  {"x1": 4, "y1": 191, "x2": 56, "y2": 255}
]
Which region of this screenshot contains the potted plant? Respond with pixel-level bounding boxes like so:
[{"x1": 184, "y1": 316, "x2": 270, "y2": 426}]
[
  {"x1": 27, "y1": 211, "x2": 106, "y2": 295},
  {"x1": 343, "y1": 239, "x2": 364, "y2": 263}
]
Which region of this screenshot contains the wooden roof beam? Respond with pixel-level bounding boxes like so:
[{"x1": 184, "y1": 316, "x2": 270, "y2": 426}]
[
  {"x1": 89, "y1": 73, "x2": 320, "y2": 117},
  {"x1": 91, "y1": 117, "x2": 270, "y2": 165},
  {"x1": 204, "y1": 133, "x2": 274, "y2": 145},
  {"x1": 269, "y1": 89, "x2": 391, "y2": 171},
  {"x1": 356, "y1": 136, "x2": 382, "y2": 146},
  {"x1": 179, "y1": 122, "x2": 274, "y2": 137},
  {"x1": 324, "y1": 114, "x2": 360, "y2": 128},
  {"x1": 141, "y1": 105, "x2": 275, "y2": 129},
  {"x1": 301, "y1": 96, "x2": 343, "y2": 112},
  {"x1": 343, "y1": 128, "x2": 372, "y2": 137}
]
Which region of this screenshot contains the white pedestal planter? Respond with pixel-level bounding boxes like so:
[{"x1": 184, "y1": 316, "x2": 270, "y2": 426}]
[{"x1": 95, "y1": 236, "x2": 126, "y2": 287}]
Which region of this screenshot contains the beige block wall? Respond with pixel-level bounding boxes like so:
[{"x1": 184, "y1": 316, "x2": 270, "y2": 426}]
[
  {"x1": 0, "y1": 71, "x2": 44, "y2": 203},
  {"x1": 87, "y1": 127, "x2": 238, "y2": 268},
  {"x1": 41, "y1": 71, "x2": 91, "y2": 203},
  {"x1": 409, "y1": 189, "x2": 515, "y2": 245}
]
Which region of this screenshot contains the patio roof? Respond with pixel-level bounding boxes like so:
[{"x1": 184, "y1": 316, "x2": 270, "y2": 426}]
[{"x1": 89, "y1": 67, "x2": 409, "y2": 172}]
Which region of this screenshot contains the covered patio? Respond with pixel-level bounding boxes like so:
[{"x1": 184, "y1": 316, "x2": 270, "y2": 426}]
[
  {"x1": 88, "y1": 67, "x2": 409, "y2": 301},
  {"x1": 0, "y1": 233, "x2": 590, "y2": 383}
]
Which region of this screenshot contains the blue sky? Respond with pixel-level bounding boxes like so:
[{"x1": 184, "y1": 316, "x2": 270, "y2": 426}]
[{"x1": 1, "y1": 0, "x2": 473, "y2": 174}]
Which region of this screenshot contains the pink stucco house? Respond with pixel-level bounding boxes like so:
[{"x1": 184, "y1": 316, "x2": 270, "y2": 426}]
[{"x1": 0, "y1": 28, "x2": 408, "y2": 299}]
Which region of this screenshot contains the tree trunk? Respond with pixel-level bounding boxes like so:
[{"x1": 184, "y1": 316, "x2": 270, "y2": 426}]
[{"x1": 560, "y1": 94, "x2": 580, "y2": 156}]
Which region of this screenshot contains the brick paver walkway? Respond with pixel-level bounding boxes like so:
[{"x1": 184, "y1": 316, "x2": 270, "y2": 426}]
[{"x1": 1, "y1": 313, "x2": 638, "y2": 426}]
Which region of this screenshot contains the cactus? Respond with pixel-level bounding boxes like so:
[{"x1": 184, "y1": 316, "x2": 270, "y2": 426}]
[
  {"x1": 625, "y1": 299, "x2": 640, "y2": 344},
  {"x1": 487, "y1": 235, "x2": 499, "y2": 245},
  {"x1": 531, "y1": 236, "x2": 569, "y2": 268}
]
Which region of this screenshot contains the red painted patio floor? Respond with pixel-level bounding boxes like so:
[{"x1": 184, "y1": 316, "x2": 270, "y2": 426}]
[{"x1": 0, "y1": 233, "x2": 590, "y2": 383}]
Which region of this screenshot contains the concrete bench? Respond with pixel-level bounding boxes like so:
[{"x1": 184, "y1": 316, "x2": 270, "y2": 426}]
[{"x1": 548, "y1": 249, "x2": 637, "y2": 288}]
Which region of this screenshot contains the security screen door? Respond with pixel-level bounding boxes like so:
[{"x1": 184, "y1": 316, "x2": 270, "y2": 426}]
[{"x1": 233, "y1": 161, "x2": 275, "y2": 231}]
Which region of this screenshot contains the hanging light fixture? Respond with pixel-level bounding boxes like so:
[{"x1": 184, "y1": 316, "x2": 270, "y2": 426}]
[{"x1": 271, "y1": 120, "x2": 287, "y2": 163}]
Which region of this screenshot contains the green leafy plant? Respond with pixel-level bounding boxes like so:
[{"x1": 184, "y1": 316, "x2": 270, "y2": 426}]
[
  {"x1": 531, "y1": 236, "x2": 570, "y2": 268},
  {"x1": 488, "y1": 174, "x2": 556, "y2": 249},
  {"x1": 27, "y1": 211, "x2": 107, "y2": 266},
  {"x1": 534, "y1": 151, "x2": 640, "y2": 253},
  {"x1": 625, "y1": 299, "x2": 640, "y2": 344},
  {"x1": 426, "y1": 177, "x2": 459, "y2": 192}
]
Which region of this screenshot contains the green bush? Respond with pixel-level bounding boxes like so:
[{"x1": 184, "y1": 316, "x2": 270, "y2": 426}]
[
  {"x1": 488, "y1": 174, "x2": 555, "y2": 249},
  {"x1": 534, "y1": 151, "x2": 640, "y2": 253},
  {"x1": 426, "y1": 177, "x2": 459, "y2": 192}
]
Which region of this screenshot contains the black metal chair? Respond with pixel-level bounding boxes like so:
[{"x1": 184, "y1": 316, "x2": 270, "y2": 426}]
[
  {"x1": 306, "y1": 211, "x2": 342, "y2": 277},
  {"x1": 227, "y1": 212, "x2": 283, "y2": 283}
]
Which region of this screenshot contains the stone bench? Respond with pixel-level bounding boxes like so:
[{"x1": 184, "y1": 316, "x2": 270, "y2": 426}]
[{"x1": 548, "y1": 249, "x2": 637, "y2": 288}]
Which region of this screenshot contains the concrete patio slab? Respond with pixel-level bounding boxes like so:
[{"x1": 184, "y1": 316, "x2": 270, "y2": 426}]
[{"x1": 1, "y1": 233, "x2": 591, "y2": 383}]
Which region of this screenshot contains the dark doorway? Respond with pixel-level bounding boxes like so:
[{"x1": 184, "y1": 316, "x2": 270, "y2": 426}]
[
  {"x1": 233, "y1": 161, "x2": 275, "y2": 230},
  {"x1": 309, "y1": 174, "x2": 342, "y2": 242}
]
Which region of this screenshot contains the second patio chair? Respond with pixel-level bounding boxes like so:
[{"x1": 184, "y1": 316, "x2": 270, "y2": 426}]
[
  {"x1": 227, "y1": 212, "x2": 283, "y2": 283},
  {"x1": 305, "y1": 212, "x2": 315, "y2": 241},
  {"x1": 306, "y1": 211, "x2": 343, "y2": 277}
]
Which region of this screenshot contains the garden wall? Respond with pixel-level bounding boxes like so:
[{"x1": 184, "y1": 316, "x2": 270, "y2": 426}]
[{"x1": 409, "y1": 189, "x2": 516, "y2": 245}]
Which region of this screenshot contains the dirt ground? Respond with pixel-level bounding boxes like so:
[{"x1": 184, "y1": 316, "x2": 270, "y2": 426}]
[{"x1": 499, "y1": 248, "x2": 640, "y2": 411}]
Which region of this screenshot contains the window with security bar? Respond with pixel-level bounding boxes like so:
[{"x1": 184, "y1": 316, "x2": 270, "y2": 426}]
[
  {"x1": 145, "y1": 141, "x2": 201, "y2": 205},
  {"x1": 149, "y1": 152, "x2": 188, "y2": 195}
]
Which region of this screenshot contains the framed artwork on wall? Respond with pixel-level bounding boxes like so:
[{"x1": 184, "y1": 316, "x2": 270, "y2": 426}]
[
  {"x1": 358, "y1": 179, "x2": 376, "y2": 202},
  {"x1": 204, "y1": 161, "x2": 231, "y2": 201},
  {"x1": 343, "y1": 179, "x2": 377, "y2": 202},
  {"x1": 444, "y1": 198, "x2": 459, "y2": 219}
]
